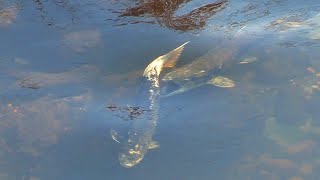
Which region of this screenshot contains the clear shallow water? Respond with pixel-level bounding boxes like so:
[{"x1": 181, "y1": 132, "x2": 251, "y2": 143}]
[{"x1": 1, "y1": 0, "x2": 320, "y2": 179}]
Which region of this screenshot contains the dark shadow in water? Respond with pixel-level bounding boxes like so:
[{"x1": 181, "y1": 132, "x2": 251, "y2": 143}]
[{"x1": 117, "y1": 0, "x2": 228, "y2": 32}]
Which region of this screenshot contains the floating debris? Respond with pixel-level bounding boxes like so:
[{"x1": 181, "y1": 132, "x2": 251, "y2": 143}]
[{"x1": 106, "y1": 104, "x2": 149, "y2": 121}]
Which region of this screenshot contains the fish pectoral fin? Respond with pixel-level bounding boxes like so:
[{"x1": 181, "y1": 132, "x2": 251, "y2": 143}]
[
  {"x1": 207, "y1": 76, "x2": 235, "y2": 88},
  {"x1": 110, "y1": 129, "x2": 122, "y2": 144},
  {"x1": 148, "y1": 141, "x2": 160, "y2": 149},
  {"x1": 162, "y1": 41, "x2": 189, "y2": 68}
]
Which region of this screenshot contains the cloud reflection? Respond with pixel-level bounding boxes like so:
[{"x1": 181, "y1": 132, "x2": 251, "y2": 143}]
[
  {"x1": 64, "y1": 30, "x2": 102, "y2": 53},
  {"x1": 0, "y1": 92, "x2": 91, "y2": 179},
  {"x1": 0, "y1": 7, "x2": 17, "y2": 26}
]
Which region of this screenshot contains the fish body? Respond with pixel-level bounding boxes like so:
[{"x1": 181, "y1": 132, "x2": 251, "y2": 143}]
[{"x1": 116, "y1": 42, "x2": 188, "y2": 168}]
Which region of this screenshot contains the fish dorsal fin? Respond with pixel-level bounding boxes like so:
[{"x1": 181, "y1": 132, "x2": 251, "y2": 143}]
[
  {"x1": 163, "y1": 41, "x2": 189, "y2": 68},
  {"x1": 143, "y1": 42, "x2": 189, "y2": 88},
  {"x1": 148, "y1": 140, "x2": 160, "y2": 149},
  {"x1": 110, "y1": 129, "x2": 123, "y2": 144},
  {"x1": 143, "y1": 42, "x2": 189, "y2": 80}
]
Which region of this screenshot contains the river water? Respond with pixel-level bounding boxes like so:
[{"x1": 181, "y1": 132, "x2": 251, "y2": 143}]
[{"x1": 1, "y1": 0, "x2": 320, "y2": 179}]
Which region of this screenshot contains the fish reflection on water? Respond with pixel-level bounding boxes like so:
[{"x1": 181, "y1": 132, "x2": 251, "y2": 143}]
[{"x1": 113, "y1": 42, "x2": 188, "y2": 168}]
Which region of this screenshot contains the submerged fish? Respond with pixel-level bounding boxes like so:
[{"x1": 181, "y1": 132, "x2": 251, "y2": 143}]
[{"x1": 113, "y1": 42, "x2": 188, "y2": 168}]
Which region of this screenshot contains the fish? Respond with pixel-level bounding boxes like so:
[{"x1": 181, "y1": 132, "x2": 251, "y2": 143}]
[{"x1": 113, "y1": 42, "x2": 188, "y2": 168}]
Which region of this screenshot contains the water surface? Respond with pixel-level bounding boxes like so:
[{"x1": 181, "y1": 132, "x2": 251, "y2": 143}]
[{"x1": 1, "y1": 0, "x2": 320, "y2": 179}]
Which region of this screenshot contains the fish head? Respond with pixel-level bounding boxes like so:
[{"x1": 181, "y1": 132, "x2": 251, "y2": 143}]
[
  {"x1": 118, "y1": 131, "x2": 150, "y2": 168},
  {"x1": 119, "y1": 150, "x2": 144, "y2": 168}
]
